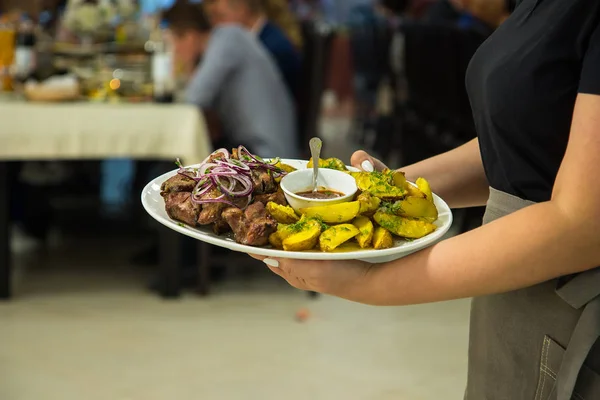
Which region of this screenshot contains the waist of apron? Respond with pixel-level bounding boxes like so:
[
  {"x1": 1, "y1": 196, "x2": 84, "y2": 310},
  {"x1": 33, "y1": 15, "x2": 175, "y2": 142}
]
[{"x1": 485, "y1": 187, "x2": 600, "y2": 400}]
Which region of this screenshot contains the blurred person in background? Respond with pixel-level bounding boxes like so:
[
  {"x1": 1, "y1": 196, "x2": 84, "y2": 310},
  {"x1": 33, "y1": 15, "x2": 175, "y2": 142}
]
[
  {"x1": 163, "y1": 0, "x2": 299, "y2": 158},
  {"x1": 423, "y1": 0, "x2": 466, "y2": 23},
  {"x1": 203, "y1": 0, "x2": 302, "y2": 99},
  {"x1": 425, "y1": 0, "x2": 510, "y2": 31}
]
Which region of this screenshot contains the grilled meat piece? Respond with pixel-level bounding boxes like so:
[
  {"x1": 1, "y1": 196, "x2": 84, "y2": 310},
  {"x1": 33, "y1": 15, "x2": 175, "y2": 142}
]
[
  {"x1": 253, "y1": 188, "x2": 287, "y2": 207},
  {"x1": 251, "y1": 168, "x2": 276, "y2": 195},
  {"x1": 221, "y1": 208, "x2": 244, "y2": 235},
  {"x1": 212, "y1": 217, "x2": 231, "y2": 235},
  {"x1": 164, "y1": 192, "x2": 201, "y2": 227},
  {"x1": 197, "y1": 187, "x2": 227, "y2": 226},
  {"x1": 161, "y1": 174, "x2": 196, "y2": 196},
  {"x1": 222, "y1": 202, "x2": 277, "y2": 246}
]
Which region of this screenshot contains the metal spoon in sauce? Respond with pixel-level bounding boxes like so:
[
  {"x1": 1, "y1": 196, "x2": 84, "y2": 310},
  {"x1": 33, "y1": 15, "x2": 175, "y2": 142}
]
[{"x1": 309, "y1": 137, "x2": 322, "y2": 193}]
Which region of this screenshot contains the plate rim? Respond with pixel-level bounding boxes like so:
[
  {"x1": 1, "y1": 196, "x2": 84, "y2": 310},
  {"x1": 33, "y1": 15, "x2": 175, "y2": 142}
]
[{"x1": 141, "y1": 159, "x2": 453, "y2": 261}]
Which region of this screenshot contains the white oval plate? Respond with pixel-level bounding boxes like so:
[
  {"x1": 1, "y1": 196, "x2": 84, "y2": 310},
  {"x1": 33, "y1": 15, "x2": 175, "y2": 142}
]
[{"x1": 141, "y1": 159, "x2": 453, "y2": 264}]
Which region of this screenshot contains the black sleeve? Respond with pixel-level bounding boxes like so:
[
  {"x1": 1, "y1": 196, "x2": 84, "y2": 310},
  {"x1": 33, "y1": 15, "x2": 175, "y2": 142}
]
[{"x1": 579, "y1": 22, "x2": 600, "y2": 95}]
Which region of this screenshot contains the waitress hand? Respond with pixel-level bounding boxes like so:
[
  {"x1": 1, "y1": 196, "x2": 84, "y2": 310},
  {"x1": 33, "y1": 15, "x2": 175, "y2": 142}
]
[
  {"x1": 350, "y1": 150, "x2": 389, "y2": 172},
  {"x1": 249, "y1": 255, "x2": 375, "y2": 299}
]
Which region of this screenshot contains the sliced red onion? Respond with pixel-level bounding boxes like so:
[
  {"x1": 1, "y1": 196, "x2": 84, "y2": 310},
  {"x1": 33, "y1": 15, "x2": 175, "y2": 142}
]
[
  {"x1": 212, "y1": 175, "x2": 232, "y2": 189},
  {"x1": 211, "y1": 166, "x2": 239, "y2": 176},
  {"x1": 198, "y1": 162, "x2": 219, "y2": 176},
  {"x1": 213, "y1": 174, "x2": 253, "y2": 198},
  {"x1": 200, "y1": 148, "x2": 230, "y2": 164},
  {"x1": 237, "y1": 174, "x2": 253, "y2": 187},
  {"x1": 191, "y1": 194, "x2": 238, "y2": 208},
  {"x1": 221, "y1": 182, "x2": 253, "y2": 197},
  {"x1": 194, "y1": 181, "x2": 214, "y2": 197},
  {"x1": 228, "y1": 158, "x2": 251, "y2": 171},
  {"x1": 238, "y1": 145, "x2": 259, "y2": 162},
  {"x1": 246, "y1": 162, "x2": 285, "y2": 174},
  {"x1": 240, "y1": 194, "x2": 253, "y2": 210},
  {"x1": 213, "y1": 148, "x2": 230, "y2": 159},
  {"x1": 173, "y1": 146, "x2": 277, "y2": 209},
  {"x1": 177, "y1": 171, "x2": 196, "y2": 180}
]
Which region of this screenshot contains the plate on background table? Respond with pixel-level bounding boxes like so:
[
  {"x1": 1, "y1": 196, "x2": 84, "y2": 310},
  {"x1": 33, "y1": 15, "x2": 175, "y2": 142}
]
[{"x1": 142, "y1": 159, "x2": 453, "y2": 264}]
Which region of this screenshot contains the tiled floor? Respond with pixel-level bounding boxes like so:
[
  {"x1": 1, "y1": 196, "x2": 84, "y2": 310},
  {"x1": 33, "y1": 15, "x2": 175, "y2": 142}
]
[
  {"x1": 1, "y1": 115, "x2": 470, "y2": 400},
  {"x1": 1, "y1": 242, "x2": 470, "y2": 400}
]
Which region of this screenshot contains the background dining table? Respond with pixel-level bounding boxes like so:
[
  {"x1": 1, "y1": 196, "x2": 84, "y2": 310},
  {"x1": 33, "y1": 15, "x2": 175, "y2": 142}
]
[{"x1": 0, "y1": 95, "x2": 213, "y2": 300}]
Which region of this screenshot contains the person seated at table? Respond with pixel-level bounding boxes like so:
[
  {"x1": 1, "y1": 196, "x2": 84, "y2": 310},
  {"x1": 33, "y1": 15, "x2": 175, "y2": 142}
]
[
  {"x1": 202, "y1": 0, "x2": 302, "y2": 99},
  {"x1": 163, "y1": 1, "x2": 299, "y2": 159}
]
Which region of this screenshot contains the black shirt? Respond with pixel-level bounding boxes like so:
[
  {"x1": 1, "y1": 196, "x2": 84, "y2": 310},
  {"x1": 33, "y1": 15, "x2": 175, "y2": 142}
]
[{"x1": 466, "y1": 0, "x2": 600, "y2": 202}]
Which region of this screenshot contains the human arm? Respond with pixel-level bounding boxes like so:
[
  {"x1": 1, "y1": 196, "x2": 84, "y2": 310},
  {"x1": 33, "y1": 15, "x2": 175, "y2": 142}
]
[
  {"x1": 352, "y1": 138, "x2": 490, "y2": 209},
  {"x1": 254, "y1": 94, "x2": 600, "y2": 305}
]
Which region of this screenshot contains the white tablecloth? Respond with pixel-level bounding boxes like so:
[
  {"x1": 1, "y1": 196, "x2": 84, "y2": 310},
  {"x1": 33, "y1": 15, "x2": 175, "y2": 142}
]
[{"x1": 0, "y1": 101, "x2": 212, "y2": 164}]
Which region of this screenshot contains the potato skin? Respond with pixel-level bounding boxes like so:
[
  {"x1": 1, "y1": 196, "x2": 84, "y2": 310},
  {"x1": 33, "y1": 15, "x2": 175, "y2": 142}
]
[
  {"x1": 266, "y1": 202, "x2": 299, "y2": 224},
  {"x1": 352, "y1": 216, "x2": 374, "y2": 248},
  {"x1": 282, "y1": 220, "x2": 323, "y2": 251},
  {"x1": 373, "y1": 227, "x2": 393, "y2": 249},
  {"x1": 274, "y1": 161, "x2": 297, "y2": 174},
  {"x1": 373, "y1": 211, "x2": 437, "y2": 239},
  {"x1": 299, "y1": 201, "x2": 361, "y2": 224},
  {"x1": 307, "y1": 157, "x2": 348, "y2": 171},
  {"x1": 269, "y1": 232, "x2": 284, "y2": 249},
  {"x1": 351, "y1": 172, "x2": 406, "y2": 200},
  {"x1": 394, "y1": 197, "x2": 438, "y2": 222},
  {"x1": 416, "y1": 177, "x2": 434, "y2": 203},
  {"x1": 357, "y1": 192, "x2": 381, "y2": 215},
  {"x1": 389, "y1": 170, "x2": 408, "y2": 188},
  {"x1": 319, "y1": 224, "x2": 360, "y2": 252},
  {"x1": 406, "y1": 184, "x2": 426, "y2": 199}
]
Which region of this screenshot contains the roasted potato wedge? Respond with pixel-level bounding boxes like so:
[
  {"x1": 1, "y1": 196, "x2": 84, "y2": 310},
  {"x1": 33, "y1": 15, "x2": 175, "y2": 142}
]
[
  {"x1": 271, "y1": 218, "x2": 308, "y2": 248},
  {"x1": 282, "y1": 219, "x2": 323, "y2": 251},
  {"x1": 406, "y1": 184, "x2": 426, "y2": 199},
  {"x1": 369, "y1": 186, "x2": 406, "y2": 200},
  {"x1": 357, "y1": 192, "x2": 381, "y2": 215},
  {"x1": 266, "y1": 202, "x2": 299, "y2": 224},
  {"x1": 322, "y1": 157, "x2": 348, "y2": 171},
  {"x1": 307, "y1": 157, "x2": 348, "y2": 171},
  {"x1": 416, "y1": 177, "x2": 434, "y2": 203},
  {"x1": 319, "y1": 224, "x2": 360, "y2": 252},
  {"x1": 373, "y1": 227, "x2": 393, "y2": 249},
  {"x1": 388, "y1": 170, "x2": 408, "y2": 188},
  {"x1": 352, "y1": 216, "x2": 374, "y2": 248},
  {"x1": 374, "y1": 211, "x2": 437, "y2": 239},
  {"x1": 393, "y1": 197, "x2": 438, "y2": 222},
  {"x1": 273, "y1": 161, "x2": 297, "y2": 174},
  {"x1": 277, "y1": 223, "x2": 297, "y2": 241},
  {"x1": 307, "y1": 157, "x2": 320, "y2": 168},
  {"x1": 269, "y1": 232, "x2": 284, "y2": 249},
  {"x1": 351, "y1": 172, "x2": 406, "y2": 199},
  {"x1": 299, "y1": 201, "x2": 361, "y2": 224}
]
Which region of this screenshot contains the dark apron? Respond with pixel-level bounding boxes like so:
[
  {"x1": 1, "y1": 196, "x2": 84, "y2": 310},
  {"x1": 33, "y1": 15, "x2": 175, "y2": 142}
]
[{"x1": 465, "y1": 188, "x2": 600, "y2": 400}]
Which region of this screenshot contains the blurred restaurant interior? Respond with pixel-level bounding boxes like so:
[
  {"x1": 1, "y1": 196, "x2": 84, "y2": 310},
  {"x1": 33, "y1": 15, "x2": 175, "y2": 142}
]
[{"x1": 0, "y1": 0, "x2": 514, "y2": 399}]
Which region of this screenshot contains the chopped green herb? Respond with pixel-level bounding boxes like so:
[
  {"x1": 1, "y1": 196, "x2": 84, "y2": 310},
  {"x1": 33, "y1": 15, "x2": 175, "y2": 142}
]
[{"x1": 177, "y1": 222, "x2": 186, "y2": 228}]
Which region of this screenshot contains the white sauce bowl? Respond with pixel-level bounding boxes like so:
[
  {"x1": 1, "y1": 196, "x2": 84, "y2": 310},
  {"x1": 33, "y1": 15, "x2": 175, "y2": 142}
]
[{"x1": 280, "y1": 169, "x2": 358, "y2": 212}]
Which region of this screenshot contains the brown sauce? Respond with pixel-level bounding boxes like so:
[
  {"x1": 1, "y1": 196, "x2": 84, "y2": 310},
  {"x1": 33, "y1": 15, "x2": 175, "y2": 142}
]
[{"x1": 296, "y1": 188, "x2": 344, "y2": 200}]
